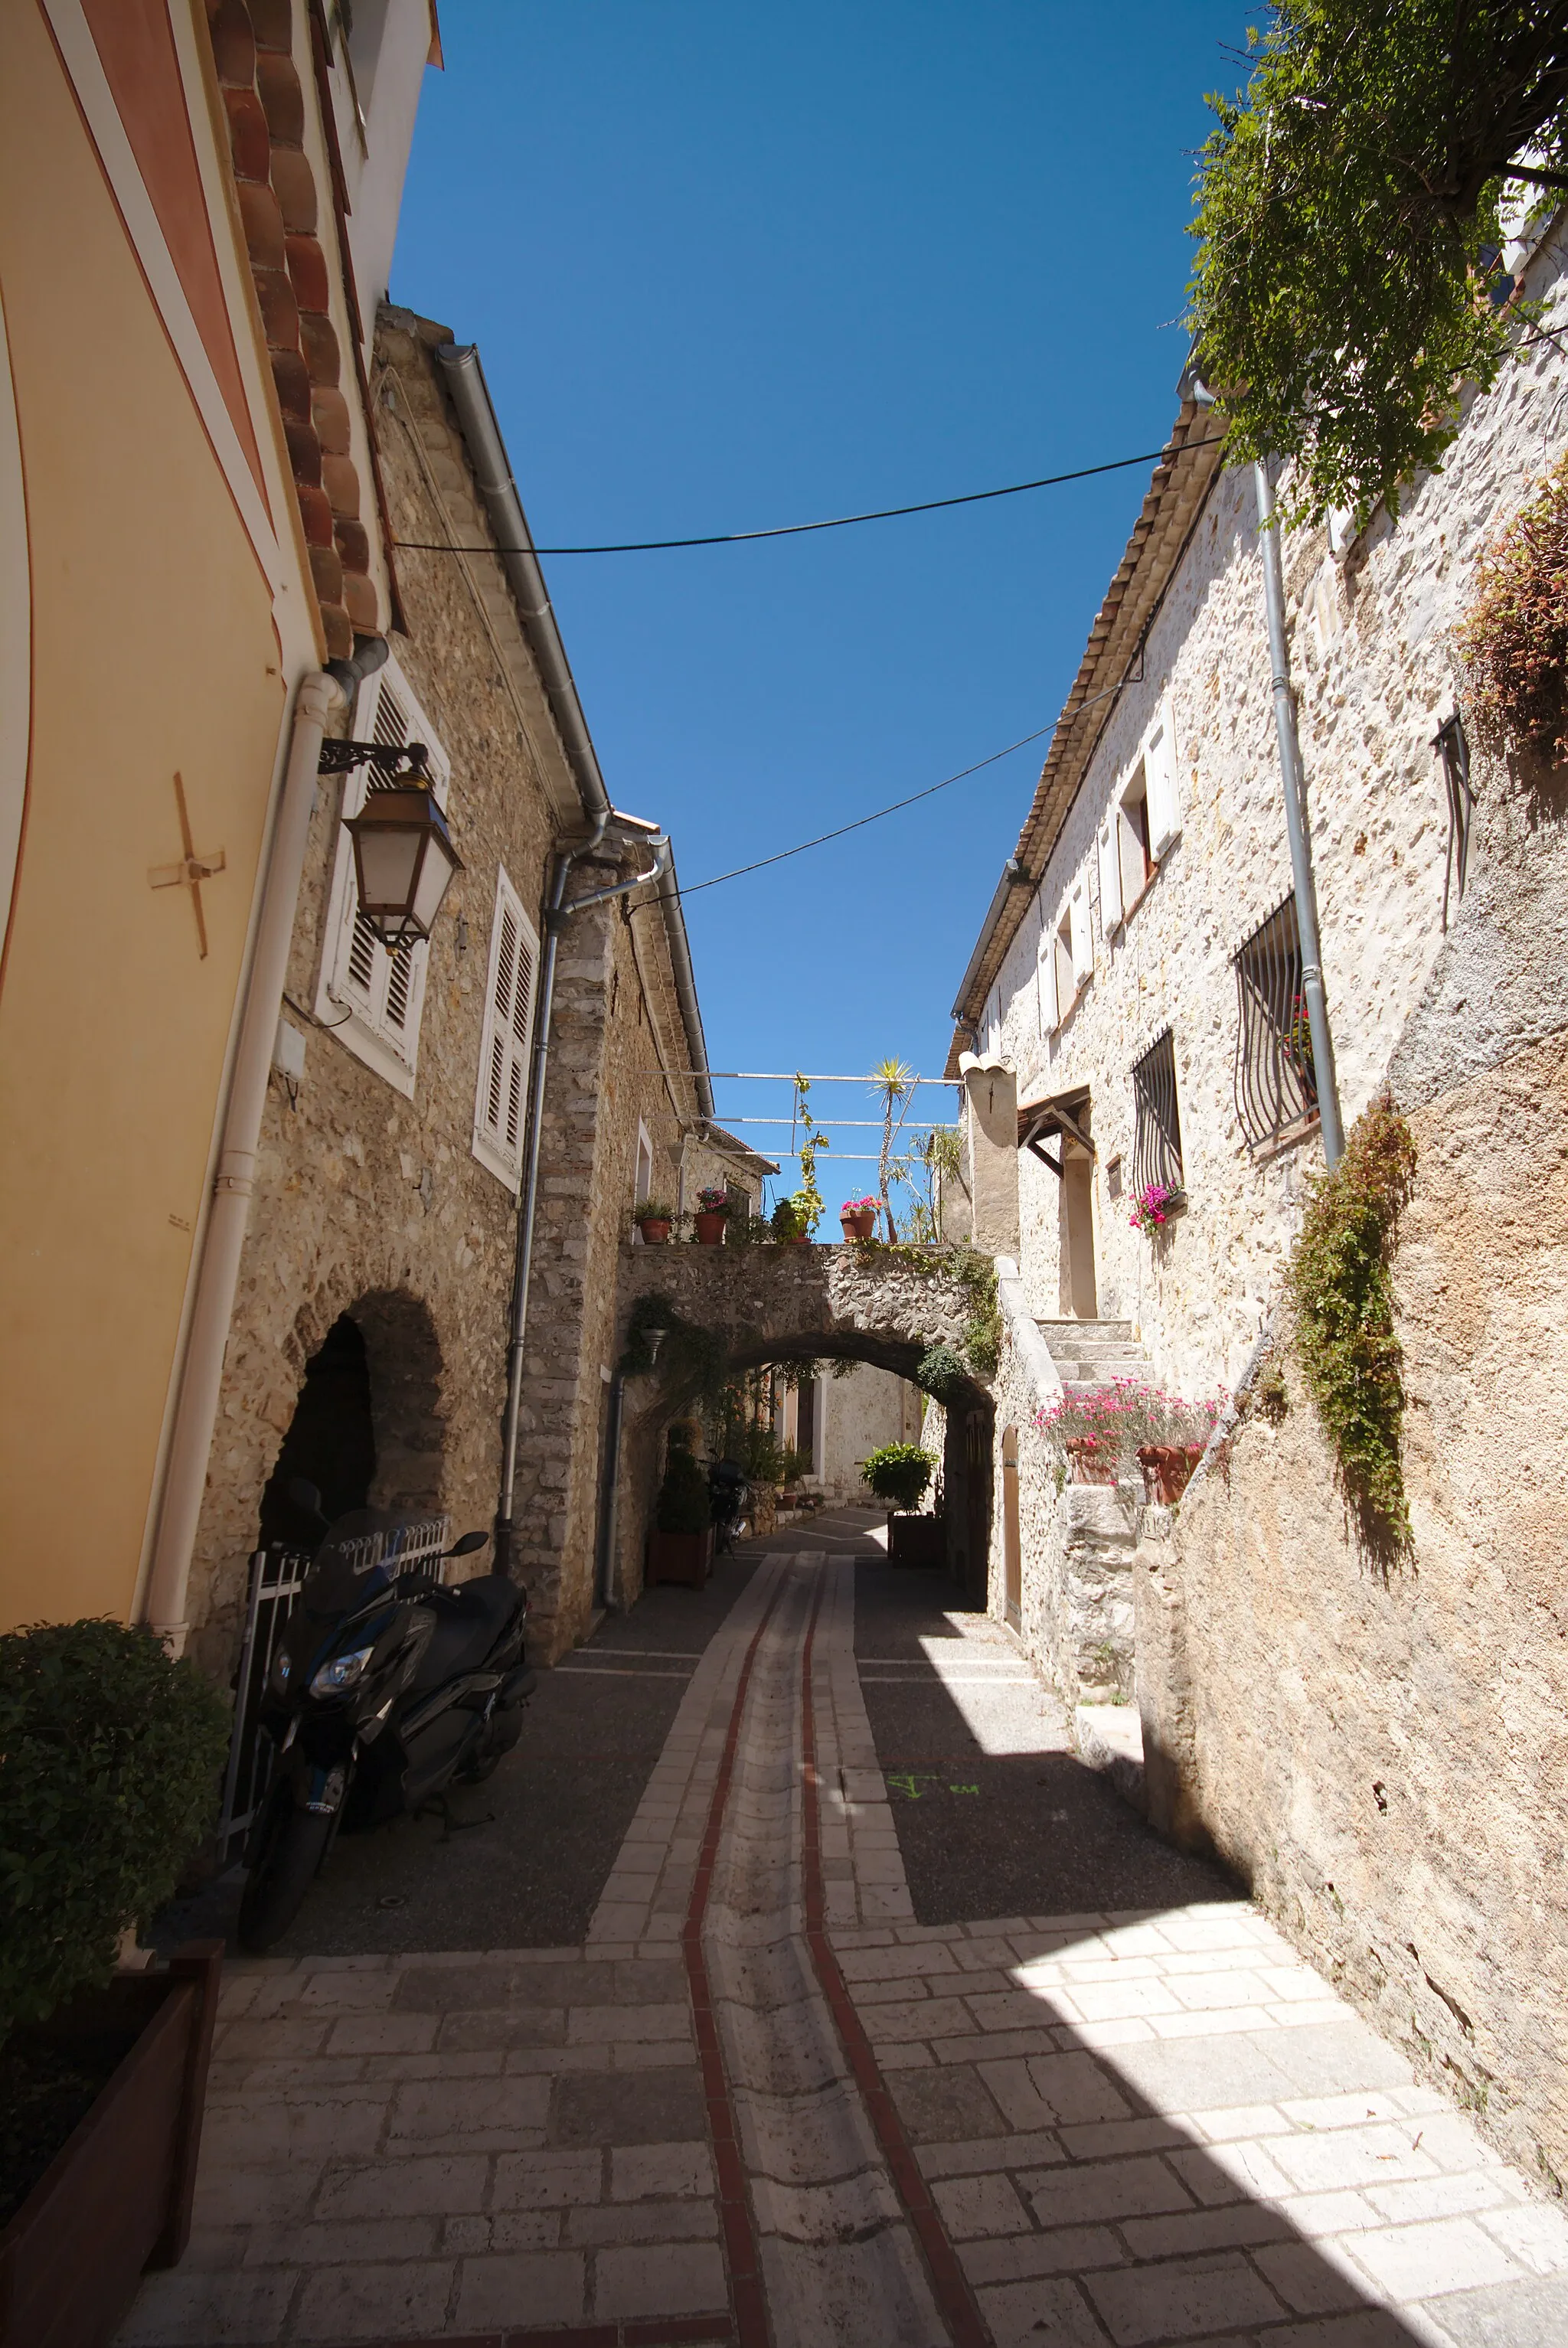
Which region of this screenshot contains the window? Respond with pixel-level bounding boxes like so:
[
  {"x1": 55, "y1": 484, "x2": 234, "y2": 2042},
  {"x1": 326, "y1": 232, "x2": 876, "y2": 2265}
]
[
  {"x1": 1040, "y1": 883, "x2": 1092, "y2": 1036},
  {"x1": 1106, "y1": 703, "x2": 1181, "y2": 935},
  {"x1": 316, "y1": 658, "x2": 448, "y2": 1096},
  {"x1": 1232, "y1": 894, "x2": 1318, "y2": 1151},
  {"x1": 471, "y1": 865, "x2": 539, "y2": 1188},
  {"x1": 1130, "y1": 1030, "x2": 1184, "y2": 1197},
  {"x1": 634, "y1": 1121, "x2": 655, "y2": 1207}
]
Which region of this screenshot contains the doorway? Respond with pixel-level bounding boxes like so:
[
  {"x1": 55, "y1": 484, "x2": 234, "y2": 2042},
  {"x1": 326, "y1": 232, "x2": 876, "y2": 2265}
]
[
  {"x1": 1001, "y1": 1425, "x2": 1021, "y2": 1629},
  {"x1": 258, "y1": 1313, "x2": 375, "y2": 1551},
  {"x1": 1061, "y1": 1148, "x2": 1099, "y2": 1319}
]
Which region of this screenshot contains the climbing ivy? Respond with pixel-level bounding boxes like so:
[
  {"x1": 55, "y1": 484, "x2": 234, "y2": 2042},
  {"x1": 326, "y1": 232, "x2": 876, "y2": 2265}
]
[
  {"x1": 848, "y1": 1238, "x2": 1002, "y2": 1384},
  {"x1": 1456, "y1": 453, "x2": 1568, "y2": 758},
  {"x1": 618, "y1": 1292, "x2": 727, "y2": 1399},
  {"x1": 1285, "y1": 1095, "x2": 1418, "y2": 1562}
]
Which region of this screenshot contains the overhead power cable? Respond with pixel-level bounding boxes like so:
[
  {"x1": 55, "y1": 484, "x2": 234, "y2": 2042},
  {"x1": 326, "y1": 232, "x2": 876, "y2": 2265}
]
[{"x1": 394, "y1": 434, "x2": 1224, "y2": 557}]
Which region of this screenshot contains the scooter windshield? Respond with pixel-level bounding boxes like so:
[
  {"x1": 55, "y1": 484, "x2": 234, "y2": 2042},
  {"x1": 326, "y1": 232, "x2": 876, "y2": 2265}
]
[{"x1": 299, "y1": 1508, "x2": 409, "y2": 1623}]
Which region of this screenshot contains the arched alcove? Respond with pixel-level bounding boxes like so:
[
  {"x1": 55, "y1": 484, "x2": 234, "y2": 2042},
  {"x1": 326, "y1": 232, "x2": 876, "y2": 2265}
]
[{"x1": 256, "y1": 1288, "x2": 446, "y2": 1551}]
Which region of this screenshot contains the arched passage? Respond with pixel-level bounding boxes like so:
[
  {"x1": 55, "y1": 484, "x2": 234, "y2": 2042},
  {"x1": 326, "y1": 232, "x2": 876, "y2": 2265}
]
[
  {"x1": 257, "y1": 1288, "x2": 446, "y2": 1550},
  {"x1": 609, "y1": 1246, "x2": 998, "y2": 1605}
]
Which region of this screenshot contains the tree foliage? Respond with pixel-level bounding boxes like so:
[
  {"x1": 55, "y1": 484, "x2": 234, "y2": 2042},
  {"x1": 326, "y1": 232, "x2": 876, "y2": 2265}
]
[{"x1": 1189, "y1": 2, "x2": 1568, "y2": 524}]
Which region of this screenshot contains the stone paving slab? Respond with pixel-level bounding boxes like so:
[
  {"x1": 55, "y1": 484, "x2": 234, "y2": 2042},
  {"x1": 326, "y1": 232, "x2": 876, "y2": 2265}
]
[{"x1": 120, "y1": 1547, "x2": 1567, "y2": 2347}]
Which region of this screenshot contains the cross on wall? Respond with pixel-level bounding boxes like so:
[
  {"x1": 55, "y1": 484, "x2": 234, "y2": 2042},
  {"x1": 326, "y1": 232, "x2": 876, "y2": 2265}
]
[{"x1": 148, "y1": 771, "x2": 225, "y2": 959}]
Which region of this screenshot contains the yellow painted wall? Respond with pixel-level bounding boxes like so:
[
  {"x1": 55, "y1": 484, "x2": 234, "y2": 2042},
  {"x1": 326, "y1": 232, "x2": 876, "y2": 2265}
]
[{"x1": 0, "y1": 5, "x2": 288, "y2": 1629}]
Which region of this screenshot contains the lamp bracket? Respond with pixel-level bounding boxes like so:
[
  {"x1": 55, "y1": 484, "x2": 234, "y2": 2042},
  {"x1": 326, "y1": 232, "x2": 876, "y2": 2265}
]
[{"x1": 318, "y1": 738, "x2": 430, "y2": 787}]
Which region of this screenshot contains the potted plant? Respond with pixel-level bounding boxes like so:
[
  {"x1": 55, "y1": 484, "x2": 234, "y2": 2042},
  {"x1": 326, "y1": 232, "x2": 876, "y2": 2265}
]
[
  {"x1": 646, "y1": 1425, "x2": 714, "y2": 1588},
  {"x1": 635, "y1": 1197, "x2": 676, "y2": 1244},
  {"x1": 769, "y1": 1196, "x2": 813, "y2": 1245},
  {"x1": 1129, "y1": 1181, "x2": 1184, "y2": 1236},
  {"x1": 0, "y1": 1619, "x2": 230, "y2": 2348},
  {"x1": 1135, "y1": 1443, "x2": 1207, "y2": 1504},
  {"x1": 862, "y1": 1442, "x2": 942, "y2": 1566},
  {"x1": 839, "y1": 1194, "x2": 882, "y2": 1243},
  {"x1": 693, "y1": 1187, "x2": 730, "y2": 1246}
]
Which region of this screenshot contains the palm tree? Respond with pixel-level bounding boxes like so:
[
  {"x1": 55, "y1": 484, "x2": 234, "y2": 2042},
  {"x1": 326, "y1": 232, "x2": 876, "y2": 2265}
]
[{"x1": 869, "y1": 1058, "x2": 914, "y2": 1241}]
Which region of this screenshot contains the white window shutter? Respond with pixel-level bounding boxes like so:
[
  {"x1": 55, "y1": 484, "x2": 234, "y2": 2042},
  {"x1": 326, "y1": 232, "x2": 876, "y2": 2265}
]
[
  {"x1": 1145, "y1": 705, "x2": 1181, "y2": 857},
  {"x1": 1070, "y1": 876, "x2": 1093, "y2": 981},
  {"x1": 1097, "y1": 812, "x2": 1122, "y2": 935},
  {"x1": 1037, "y1": 918, "x2": 1058, "y2": 1036},
  {"x1": 315, "y1": 656, "x2": 446, "y2": 1093},
  {"x1": 472, "y1": 864, "x2": 539, "y2": 1187}
]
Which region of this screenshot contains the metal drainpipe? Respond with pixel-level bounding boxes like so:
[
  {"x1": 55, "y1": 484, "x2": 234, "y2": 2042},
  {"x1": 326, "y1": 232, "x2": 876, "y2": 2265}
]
[
  {"x1": 1252, "y1": 456, "x2": 1345, "y2": 1166},
  {"x1": 139, "y1": 661, "x2": 363, "y2": 1645},
  {"x1": 494, "y1": 828, "x2": 671, "y2": 1576}
]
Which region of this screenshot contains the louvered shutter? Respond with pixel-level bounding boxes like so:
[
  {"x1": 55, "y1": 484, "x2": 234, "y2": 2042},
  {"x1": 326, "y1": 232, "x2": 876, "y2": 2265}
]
[
  {"x1": 1145, "y1": 704, "x2": 1181, "y2": 858},
  {"x1": 316, "y1": 656, "x2": 446, "y2": 1089},
  {"x1": 472, "y1": 864, "x2": 539, "y2": 1186},
  {"x1": 1070, "y1": 875, "x2": 1093, "y2": 982},
  {"x1": 1097, "y1": 809, "x2": 1122, "y2": 936},
  {"x1": 1037, "y1": 913, "x2": 1058, "y2": 1035}
]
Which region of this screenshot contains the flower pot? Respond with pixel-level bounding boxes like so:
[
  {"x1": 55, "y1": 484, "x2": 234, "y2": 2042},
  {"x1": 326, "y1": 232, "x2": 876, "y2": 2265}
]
[
  {"x1": 1137, "y1": 1443, "x2": 1204, "y2": 1504},
  {"x1": 1064, "y1": 1437, "x2": 1119, "y2": 1487},
  {"x1": 638, "y1": 1217, "x2": 672, "y2": 1245},
  {"x1": 789, "y1": 1233, "x2": 811, "y2": 1246},
  {"x1": 0, "y1": 1944, "x2": 222, "y2": 2348},
  {"x1": 693, "y1": 1211, "x2": 727, "y2": 1246},
  {"x1": 840, "y1": 1210, "x2": 877, "y2": 1241},
  {"x1": 647, "y1": 1527, "x2": 714, "y2": 1588},
  {"x1": 888, "y1": 1512, "x2": 946, "y2": 1568}
]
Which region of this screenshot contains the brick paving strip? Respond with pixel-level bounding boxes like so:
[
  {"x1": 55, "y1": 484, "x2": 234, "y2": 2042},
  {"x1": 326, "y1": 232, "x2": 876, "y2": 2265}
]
[{"x1": 121, "y1": 1559, "x2": 1568, "y2": 2347}]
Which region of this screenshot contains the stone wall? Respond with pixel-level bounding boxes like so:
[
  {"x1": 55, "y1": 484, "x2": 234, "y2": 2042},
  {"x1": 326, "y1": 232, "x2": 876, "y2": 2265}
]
[
  {"x1": 1132, "y1": 736, "x2": 1568, "y2": 2187},
  {"x1": 812, "y1": 1363, "x2": 923, "y2": 1503},
  {"x1": 188, "y1": 314, "x2": 706, "y2": 1674},
  {"x1": 974, "y1": 232, "x2": 1568, "y2": 1407}
]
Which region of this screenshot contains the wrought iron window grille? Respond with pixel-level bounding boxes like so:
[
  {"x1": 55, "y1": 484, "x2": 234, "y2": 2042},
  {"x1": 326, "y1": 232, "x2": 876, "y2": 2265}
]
[
  {"x1": 1432, "y1": 713, "x2": 1475, "y2": 932},
  {"x1": 1130, "y1": 1028, "x2": 1184, "y2": 1197},
  {"x1": 1233, "y1": 893, "x2": 1319, "y2": 1152}
]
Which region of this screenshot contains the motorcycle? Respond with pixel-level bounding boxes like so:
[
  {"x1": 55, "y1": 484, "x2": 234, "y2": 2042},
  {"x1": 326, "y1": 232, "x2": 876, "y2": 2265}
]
[
  {"x1": 707, "y1": 1458, "x2": 746, "y2": 1555},
  {"x1": 237, "y1": 1485, "x2": 535, "y2": 1951}
]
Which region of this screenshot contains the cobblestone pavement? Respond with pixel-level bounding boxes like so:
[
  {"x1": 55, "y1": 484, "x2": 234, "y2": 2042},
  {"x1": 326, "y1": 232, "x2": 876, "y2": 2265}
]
[{"x1": 122, "y1": 1529, "x2": 1568, "y2": 2346}]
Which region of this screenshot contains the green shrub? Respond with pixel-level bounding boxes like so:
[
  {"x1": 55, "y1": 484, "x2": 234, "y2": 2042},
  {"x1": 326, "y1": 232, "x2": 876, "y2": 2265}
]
[
  {"x1": 1286, "y1": 1094, "x2": 1418, "y2": 1562},
  {"x1": 0, "y1": 1620, "x2": 230, "y2": 2033},
  {"x1": 655, "y1": 1435, "x2": 712, "y2": 1534},
  {"x1": 916, "y1": 1342, "x2": 967, "y2": 1404},
  {"x1": 862, "y1": 1442, "x2": 936, "y2": 1512}
]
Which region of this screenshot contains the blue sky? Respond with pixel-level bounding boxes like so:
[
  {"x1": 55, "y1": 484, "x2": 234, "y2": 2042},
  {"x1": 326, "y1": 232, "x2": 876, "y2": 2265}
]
[{"x1": 390, "y1": 2, "x2": 1246, "y2": 1216}]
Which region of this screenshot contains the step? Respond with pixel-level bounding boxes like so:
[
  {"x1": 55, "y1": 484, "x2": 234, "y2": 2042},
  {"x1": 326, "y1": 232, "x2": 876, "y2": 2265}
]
[{"x1": 1037, "y1": 1318, "x2": 1133, "y2": 1341}]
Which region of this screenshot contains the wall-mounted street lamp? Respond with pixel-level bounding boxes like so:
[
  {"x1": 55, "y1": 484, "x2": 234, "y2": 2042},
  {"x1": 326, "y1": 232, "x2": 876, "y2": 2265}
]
[{"x1": 318, "y1": 738, "x2": 462, "y2": 950}]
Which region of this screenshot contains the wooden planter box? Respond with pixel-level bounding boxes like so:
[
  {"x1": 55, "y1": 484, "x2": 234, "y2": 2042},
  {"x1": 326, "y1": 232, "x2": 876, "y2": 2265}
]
[
  {"x1": 647, "y1": 1527, "x2": 714, "y2": 1588},
  {"x1": 888, "y1": 1513, "x2": 946, "y2": 1568},
  {"x1": 0, "y1": 1942, "x2": 223, "y2": 2348}
]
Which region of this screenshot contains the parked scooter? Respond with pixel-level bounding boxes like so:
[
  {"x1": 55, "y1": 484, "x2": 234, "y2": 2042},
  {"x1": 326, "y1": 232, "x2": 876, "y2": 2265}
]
[
  {"x1": 707, "y1": 1458, "x2": 746, "y2": 1554},
  {"x1": 237, "y1": 1486, "x2": 534, "y2": 1951}
]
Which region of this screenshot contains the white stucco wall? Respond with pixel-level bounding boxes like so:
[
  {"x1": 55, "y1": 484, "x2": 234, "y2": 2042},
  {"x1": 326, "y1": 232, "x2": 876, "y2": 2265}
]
[{"x1": 978, "y1": 235, "x2": 1568, "y2": 1403}]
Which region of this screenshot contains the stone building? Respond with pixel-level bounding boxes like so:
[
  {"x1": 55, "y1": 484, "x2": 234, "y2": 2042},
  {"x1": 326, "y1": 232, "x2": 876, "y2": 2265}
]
[
  {"x1": 775, "y1": 1363, "x2": 925, "y2": 1505},
  {"x1": 188, "y1": 307, "x2": 718, "y2": 1673},
  {"x1": 0, "y1": 0, "x2": 436, "y2": 1638},
  {"x1": 948, "y1": 225, "x2": 1568, "y2": 2183}
]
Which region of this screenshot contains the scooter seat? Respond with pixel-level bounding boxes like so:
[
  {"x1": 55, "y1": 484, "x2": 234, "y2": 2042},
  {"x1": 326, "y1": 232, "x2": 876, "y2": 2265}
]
[{"x1": 412, "y1": 1574, "x2": 522, "y2": 1690}]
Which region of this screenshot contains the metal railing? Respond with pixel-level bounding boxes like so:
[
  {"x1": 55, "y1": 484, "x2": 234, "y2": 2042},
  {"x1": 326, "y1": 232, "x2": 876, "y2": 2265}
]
[
  {"x1": 1130, "y1": 1029, "x2": 1184, "y2": 1197},
  {"x1": 216, "y1": 1513, "x2": 449, "y2": 1861},
  {"x1": 1233, "y1": 894, "x2": 1318, "y2": 1151}
]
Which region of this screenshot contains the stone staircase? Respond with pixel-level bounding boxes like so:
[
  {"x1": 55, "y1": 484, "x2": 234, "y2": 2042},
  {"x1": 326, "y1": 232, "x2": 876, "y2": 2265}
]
[{"x1": 1036, "y1": 1317, "x2": 1152, "y2": 1400}]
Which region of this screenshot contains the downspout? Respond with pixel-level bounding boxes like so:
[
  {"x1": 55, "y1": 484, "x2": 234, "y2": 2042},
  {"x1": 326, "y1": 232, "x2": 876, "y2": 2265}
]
[
  {"x1": 494, "y1": 828, "x2": 671, "y2": 1576},
  {"x1": 1250, "y1": 455, "x2": 1345, "y2": 1166},
  {"x1": 139, "y1": 647, "x2": 386, "y2": 1645}
]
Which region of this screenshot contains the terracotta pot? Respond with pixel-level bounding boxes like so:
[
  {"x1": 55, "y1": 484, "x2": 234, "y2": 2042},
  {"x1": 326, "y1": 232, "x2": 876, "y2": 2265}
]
[
  {"x1": 647, "y1": 1527, "x2": 714, "y2": 1588},
  {"x1": 1137, "y1": 1442, "x2": 1204, "y2": 1504},
  {"x1": 1064, "y1": 1437, "x2": 1119, "y2": 1487},
  {"x1": 637, "y1": 1217, "x2": 671, "y2": 1245},
  {"x1": 694, "y1": 1210, "x2": 727, "y2": 1246},
  {"x1": 789, "y1": 1233, "x2": 811, "y2": 1245},
  {"x1": 0, "y1": 1945, "x2": 222, "y2": 2348},
  {"x1": 840, "y1": 1210, "x2": 877, "y2": 1241}
]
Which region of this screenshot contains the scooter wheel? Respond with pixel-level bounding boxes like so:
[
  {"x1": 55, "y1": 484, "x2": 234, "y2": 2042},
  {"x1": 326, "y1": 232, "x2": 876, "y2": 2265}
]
[{"x1": 237, "y1": 1798, "x2": 334, "y2": 1952}]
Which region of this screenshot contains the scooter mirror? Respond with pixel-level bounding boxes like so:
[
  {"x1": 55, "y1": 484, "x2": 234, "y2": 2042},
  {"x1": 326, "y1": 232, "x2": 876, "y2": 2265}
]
[
  {"x1": 289, "y1": 1477, "x2": 325, "y2": 1518},
  {"x1": 448, "y1": 1530, "x2": 490, "y2": 1558}
]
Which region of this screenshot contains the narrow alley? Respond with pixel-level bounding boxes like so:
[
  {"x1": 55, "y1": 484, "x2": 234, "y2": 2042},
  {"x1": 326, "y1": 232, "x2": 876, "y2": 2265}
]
[{"x1": 122, "y1": 1522, "x2": 1568, "y2": 2348}]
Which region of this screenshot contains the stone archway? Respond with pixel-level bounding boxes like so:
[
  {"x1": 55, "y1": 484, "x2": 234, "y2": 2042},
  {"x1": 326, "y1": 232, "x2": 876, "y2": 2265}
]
[
  {"x1": 610, "y1": 1246, "x2": 996, "y2": 1602},
  {"x1": 257, "y1": 1287, "x2": 446, "y2": 1550}
]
